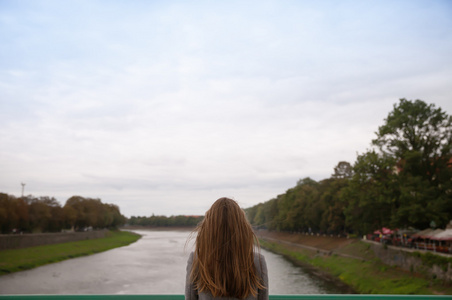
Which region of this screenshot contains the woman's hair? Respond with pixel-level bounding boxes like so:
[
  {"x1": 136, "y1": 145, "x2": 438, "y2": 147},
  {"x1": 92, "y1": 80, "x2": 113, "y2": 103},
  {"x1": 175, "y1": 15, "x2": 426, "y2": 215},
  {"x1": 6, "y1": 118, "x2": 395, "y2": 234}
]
[{"x1": 190, "y1": 197, "x2": 265, "y2": 299}]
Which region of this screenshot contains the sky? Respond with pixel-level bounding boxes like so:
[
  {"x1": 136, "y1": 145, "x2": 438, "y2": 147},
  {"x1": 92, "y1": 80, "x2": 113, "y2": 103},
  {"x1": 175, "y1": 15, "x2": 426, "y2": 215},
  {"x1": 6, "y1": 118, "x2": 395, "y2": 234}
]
[{"x1": 1, "y1": 0, "x2": 451, "y2": 217}]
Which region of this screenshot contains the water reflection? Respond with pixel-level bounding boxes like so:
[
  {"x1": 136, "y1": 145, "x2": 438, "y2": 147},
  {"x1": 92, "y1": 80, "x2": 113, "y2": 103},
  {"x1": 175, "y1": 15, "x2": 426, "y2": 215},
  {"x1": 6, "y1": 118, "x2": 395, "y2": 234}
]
[{"x1": 263, "y1": 249, "x2": 346, "y2": 294}]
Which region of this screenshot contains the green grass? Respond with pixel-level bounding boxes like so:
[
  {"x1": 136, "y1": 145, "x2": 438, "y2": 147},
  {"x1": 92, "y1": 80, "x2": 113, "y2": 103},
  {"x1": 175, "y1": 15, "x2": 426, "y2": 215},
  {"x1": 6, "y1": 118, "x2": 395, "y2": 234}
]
[
  {"x1": 259, "y1": 239, "x2": 452, "y2": 295},
  {"x1": 0, "y1": 230, "x2": 141, "y2": 276}
]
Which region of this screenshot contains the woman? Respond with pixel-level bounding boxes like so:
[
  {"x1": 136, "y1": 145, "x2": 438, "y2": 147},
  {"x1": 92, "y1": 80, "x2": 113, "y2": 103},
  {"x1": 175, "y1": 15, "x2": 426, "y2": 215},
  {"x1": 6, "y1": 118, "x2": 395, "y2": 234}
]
[{"x1": 185, "y1": 197, "x2": 268, "y2": 300}]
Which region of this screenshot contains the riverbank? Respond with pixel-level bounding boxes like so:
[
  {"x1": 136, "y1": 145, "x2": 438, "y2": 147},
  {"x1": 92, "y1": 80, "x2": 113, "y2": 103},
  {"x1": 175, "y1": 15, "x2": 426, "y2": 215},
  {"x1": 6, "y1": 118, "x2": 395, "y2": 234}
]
[
  {"x1": 257, "y1": 230, "x2": 452, "y2": 295},
  {"x1": 122, "y1": 225, "x2": 196, "y2": 231},
  {"x1": 0, "y1": 230, "x2": 110, "y2": 250},
  {"x1": 0, "y1": 230, "x2": 141, "y2": 276}
]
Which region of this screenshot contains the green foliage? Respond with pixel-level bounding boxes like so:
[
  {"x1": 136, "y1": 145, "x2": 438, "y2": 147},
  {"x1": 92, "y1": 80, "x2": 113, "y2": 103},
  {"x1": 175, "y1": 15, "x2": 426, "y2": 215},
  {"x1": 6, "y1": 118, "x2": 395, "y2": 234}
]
[
  {"x1": 246, "y1": 99, "x2": 452, "y2": 236},
  {"x1": 0, "y1": 231, "x2": 140, "y2": 275},
  {"x1": 246, "y1": 177, "x2": 349, "y2": 234},
  {"x1": 127, "y1": 215, "x2": 203, "y2": 227},
  {"x1": 341, "y1": 150, "x2": 398, "y2": 235},
  {"x1": 371, "y1": 98, "x2": 452, "y2": 229},
  {"x1": 373, "y1": 99, "x2": 452, "y2": 159},
  {"x1": 0, "y1": 193, "x2": 127, "y2": 234},
  {"x1": 65, "y1": 196, "x2": 126, "y2": 230},
  {"x1": 332, "y1": 161, "x2": 353, "y2": 179}
]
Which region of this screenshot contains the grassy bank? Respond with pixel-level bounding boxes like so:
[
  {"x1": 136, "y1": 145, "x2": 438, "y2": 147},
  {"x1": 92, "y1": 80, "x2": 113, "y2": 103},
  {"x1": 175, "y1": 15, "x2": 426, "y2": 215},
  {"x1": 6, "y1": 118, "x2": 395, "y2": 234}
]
[
  {"x1": 260, "y1": 238, "x2": 452, "y2": 295},
  {"x1": 0, "y1": 230, "x2": 141, "y2": 276}
]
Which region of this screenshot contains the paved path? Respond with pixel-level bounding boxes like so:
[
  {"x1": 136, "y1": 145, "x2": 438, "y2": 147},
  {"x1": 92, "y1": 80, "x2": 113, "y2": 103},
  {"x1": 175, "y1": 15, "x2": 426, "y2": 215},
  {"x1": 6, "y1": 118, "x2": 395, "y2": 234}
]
[{"x1": 259, "y1": 236, "x2": 368, "y2": 261}]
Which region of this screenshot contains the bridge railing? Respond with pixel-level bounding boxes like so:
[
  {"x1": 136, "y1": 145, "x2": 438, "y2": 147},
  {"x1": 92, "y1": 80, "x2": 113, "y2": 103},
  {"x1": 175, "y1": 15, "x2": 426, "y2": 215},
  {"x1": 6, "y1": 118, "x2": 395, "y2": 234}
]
[{"x1": 0, "y1": 295, "x2": 451, "y2": 300}]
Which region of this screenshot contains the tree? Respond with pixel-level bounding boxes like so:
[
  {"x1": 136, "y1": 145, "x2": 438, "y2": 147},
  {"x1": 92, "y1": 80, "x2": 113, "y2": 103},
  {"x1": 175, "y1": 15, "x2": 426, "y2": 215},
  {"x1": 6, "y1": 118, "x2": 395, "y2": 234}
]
[
  {"x1": 28, "y1": 197, "x2": 53, "y2": 233},
  {"x1": 341, "y1": 150, "x2": 398, "y2": 235},
  {"x1": 319, "y1": 178, "x2": 349, "y2": 234},
  {"x1": 63, "y1": 205, "x2": 77, "y2": 230},
  {"x1": 373, "y1": 99, "x2": 451, "y2": 161},
  {"x1": 243, "y1": 99, "x2": 451, "y2": 234},
  {"x1": 373, "y1": 99, "x2": 452, "y2": 229},
  {"x1": 342, "y1": 99, "x2": 452, "y2": 231},
  {"x1": 332, "y1": 161, "x2": 353, "y2": 179},
  {"x1": 64, "y1": 196, "x2": 126, "y2": 230}
]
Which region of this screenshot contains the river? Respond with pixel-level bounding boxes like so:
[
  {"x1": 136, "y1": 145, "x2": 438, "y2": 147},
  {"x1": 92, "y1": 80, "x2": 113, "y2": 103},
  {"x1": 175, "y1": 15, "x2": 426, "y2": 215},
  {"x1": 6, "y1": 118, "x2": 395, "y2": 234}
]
[{"x1": 0, "y1": 230, "x2": 347, "y2": 295}]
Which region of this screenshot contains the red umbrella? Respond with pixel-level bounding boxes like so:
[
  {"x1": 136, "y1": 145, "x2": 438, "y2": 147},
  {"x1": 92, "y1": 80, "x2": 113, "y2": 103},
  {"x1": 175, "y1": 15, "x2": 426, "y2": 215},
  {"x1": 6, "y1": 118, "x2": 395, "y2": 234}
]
[{"x1": 382, "y1": 227, "x2": 393, "y2": 234}]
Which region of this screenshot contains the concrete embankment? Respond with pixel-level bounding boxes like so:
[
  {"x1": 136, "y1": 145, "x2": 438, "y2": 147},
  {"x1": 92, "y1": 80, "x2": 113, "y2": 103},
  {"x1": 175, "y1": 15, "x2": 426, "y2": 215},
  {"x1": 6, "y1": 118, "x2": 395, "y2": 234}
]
[
  {"x1": 0, "y1": 230, "x2": 108, "y2": 250},
  {"x1": 365, "y1": 239, "x2": 452, "y2": 283}
]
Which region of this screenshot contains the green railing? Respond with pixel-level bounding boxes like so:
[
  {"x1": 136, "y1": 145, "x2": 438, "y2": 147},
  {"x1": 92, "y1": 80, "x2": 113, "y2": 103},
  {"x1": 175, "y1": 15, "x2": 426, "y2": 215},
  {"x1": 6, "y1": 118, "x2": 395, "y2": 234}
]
[{"x1": 0, "y1": 295, "x2": 451, "y2": 300}]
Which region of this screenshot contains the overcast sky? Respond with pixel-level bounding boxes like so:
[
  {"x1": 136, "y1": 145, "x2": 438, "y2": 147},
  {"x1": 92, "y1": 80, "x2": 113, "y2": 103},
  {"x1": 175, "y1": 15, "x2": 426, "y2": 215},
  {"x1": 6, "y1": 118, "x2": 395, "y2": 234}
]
[{"x1": 1, "y1": 0, "x2": 451, "y2": 217}]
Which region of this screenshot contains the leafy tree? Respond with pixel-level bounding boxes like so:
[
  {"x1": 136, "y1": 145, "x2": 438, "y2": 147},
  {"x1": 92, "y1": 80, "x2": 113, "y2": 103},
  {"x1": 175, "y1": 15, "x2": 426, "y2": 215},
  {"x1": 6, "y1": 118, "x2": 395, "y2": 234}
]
[
  {"x1": 25, "y1": 196, "x2": 59, "y2": 233},
  {"x1": 341, "y1": 151, "x2": 397, "y2": 235},
  {"x1": 246, "y1": 175, "x2": 348, "y2": 234},
  {"x1": 332, "y1": 161, "x2": 353, "y2": 179},
  {"x1": 63, "y1": 205, "x2": 77, "y2": 230},
  {"x1": 245, "y1": 203, "x2": 262, "y2": 226},
  {"x1": 372, "y1": 99, "x2": 452, "y2": 229},
  {"x1": 373, "y1": 99, "x2": 451, "y2": 161},
  {"x1": 294, "y1": 178, "x2": 321, "y2": 231},
  {"x1": 243, "y1": 99, "x2": 451, "y2": 235},
  {"x1": 319, "y1": 178, "x2": 349, "y2": 234},
  {"x1": 341, "y1": 99, "x2": 452, "y2": 233},
  {"x1": 127, "y1": 214, "x2": 202, "y2": 227},
  {"x1": 246, "y1": 199, "x2": 278, "y2": 230},
  {"x1": 0, "y1": 193, "x2": 15, "y2": 233},
  {"x1": 0, "y1": 193, "x2": 125, "y2": 233},
  {"x1": 64, "y1": 196, "x2": 126, "y2": 230}
]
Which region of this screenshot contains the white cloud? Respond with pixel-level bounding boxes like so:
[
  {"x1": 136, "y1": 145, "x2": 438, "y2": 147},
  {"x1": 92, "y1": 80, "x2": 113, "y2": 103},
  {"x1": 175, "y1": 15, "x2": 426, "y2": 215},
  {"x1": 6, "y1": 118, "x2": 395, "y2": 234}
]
[{"x1": 1, "y1": 0, "x2": 452, "y2": 216}]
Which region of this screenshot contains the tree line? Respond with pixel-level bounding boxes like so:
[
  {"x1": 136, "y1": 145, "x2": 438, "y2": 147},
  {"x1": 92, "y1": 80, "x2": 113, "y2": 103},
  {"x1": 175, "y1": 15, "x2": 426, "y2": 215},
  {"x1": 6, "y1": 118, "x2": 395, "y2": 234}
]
[
  {"x1": 0, "y1": 194, "x2": 126, "y2": 234},
  {"x1": 246, "y1": 99, "x2": 452, "y2": 236},
  {"x1": 128, "y1": 215, "x2": 203, "y2": 227}
]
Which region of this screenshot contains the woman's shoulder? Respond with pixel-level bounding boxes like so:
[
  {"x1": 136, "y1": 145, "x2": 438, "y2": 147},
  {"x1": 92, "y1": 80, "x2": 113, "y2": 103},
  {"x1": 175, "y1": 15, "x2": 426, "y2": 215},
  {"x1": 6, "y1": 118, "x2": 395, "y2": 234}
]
[
  {"x1": 187, "y1": 251, "x2": 195, "y2": 266},
  {"x1": 254, "y1": 252, "x2": 266, "y2": 261},
  {"x1": 253, "y1": 252, "x2": 267, "y2": 271}
]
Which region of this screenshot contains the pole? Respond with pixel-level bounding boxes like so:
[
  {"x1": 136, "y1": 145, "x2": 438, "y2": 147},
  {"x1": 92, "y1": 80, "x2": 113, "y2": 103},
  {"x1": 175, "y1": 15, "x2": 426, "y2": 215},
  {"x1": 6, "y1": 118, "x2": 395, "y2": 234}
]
[{"x1": 21, "y1": 182, "x2": 25, "y2": 197}]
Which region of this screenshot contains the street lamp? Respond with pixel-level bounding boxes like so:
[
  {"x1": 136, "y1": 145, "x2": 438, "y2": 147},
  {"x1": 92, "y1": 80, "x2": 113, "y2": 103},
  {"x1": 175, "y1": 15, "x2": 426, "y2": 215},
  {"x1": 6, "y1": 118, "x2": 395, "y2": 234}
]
[{"x1": 21, "y1": 182, "x2": 25, "y2": 197}]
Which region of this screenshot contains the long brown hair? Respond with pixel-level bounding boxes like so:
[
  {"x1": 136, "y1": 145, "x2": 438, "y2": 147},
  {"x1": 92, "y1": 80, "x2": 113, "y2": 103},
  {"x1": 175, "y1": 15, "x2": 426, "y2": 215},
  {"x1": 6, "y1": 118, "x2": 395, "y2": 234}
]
[{"x1": 190, "y1": 197, "x2": 265, "y2": 299}]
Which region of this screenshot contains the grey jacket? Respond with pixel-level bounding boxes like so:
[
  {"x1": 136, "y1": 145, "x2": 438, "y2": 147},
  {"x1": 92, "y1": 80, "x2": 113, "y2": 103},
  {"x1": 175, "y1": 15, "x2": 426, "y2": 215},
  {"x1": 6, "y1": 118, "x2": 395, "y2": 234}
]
[{"x1": 185, "y1": 252, "x2": 269, "y2": 300}]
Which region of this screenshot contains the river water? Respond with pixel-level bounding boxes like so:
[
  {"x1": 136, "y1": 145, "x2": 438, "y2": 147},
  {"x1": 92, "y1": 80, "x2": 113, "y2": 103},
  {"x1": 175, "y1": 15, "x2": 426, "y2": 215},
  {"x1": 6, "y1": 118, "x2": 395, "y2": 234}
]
[{"x1": 0, "y1": 230, "x2": 347, "y2": 295}]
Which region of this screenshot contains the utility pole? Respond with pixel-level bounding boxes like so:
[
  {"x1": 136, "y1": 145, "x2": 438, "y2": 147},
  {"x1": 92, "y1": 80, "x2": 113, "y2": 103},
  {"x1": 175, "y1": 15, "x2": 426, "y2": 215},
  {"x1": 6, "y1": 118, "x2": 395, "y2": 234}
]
[{"x1": 21, "y1": 182, "x2": 25, "y2": 197}]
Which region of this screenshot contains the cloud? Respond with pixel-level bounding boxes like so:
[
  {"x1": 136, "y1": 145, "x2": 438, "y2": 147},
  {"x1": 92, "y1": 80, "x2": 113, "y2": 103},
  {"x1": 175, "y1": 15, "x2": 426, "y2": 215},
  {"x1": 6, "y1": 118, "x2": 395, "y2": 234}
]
[{"x1": 1, "y1": 0, "x2": 452, "y2": 216}]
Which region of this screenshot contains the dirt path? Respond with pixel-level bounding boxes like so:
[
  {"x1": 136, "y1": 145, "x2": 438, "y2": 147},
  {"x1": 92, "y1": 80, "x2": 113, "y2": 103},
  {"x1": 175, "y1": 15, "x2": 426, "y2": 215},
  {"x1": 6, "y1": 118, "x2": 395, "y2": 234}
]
[
  {"x1": 256, "y1": 230, "x2": 371, "y2": 260},
  {"x1": 256, "y1": 230, "x2": 354, "y2": 250}
]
